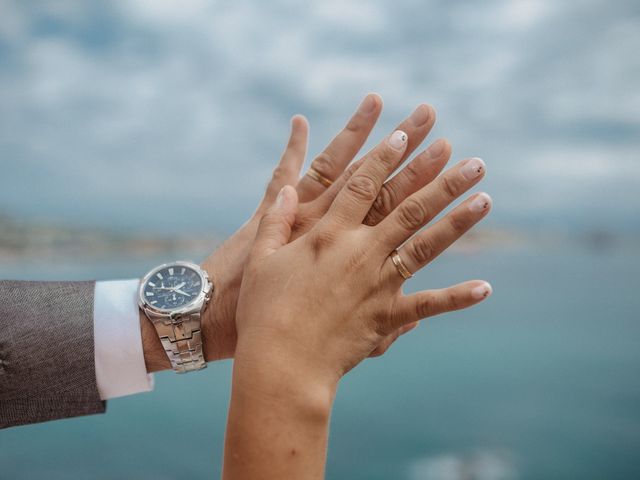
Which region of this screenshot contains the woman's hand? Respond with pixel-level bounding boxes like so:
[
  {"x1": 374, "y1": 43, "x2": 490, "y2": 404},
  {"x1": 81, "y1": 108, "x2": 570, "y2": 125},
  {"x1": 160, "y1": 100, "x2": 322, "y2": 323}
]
[
  {"x1": 236, "y1": 130, "x2": 491, "y2": 381},
  {"x1": 223, "y1": 128, "x2": 492, "y2": 480},
  {"x1": 198, "y1": 94, "x2": 449, "y2": 363}
]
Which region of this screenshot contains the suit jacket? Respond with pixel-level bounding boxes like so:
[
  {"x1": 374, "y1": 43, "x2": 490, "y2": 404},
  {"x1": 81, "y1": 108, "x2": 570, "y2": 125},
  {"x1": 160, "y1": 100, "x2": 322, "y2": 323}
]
[{"x1": 0, "y1": 280, "x2": 106, "y2": 428}]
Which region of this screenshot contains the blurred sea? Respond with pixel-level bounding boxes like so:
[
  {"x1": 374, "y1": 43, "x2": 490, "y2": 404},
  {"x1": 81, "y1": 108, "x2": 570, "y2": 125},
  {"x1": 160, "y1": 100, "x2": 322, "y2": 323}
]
[{"x1": 1, "y1": 241, "x2": 639, "y2": 480}]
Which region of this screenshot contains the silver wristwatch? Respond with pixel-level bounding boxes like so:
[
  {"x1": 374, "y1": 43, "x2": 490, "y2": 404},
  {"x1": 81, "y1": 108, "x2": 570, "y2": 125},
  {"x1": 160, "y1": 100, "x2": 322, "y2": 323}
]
[{"x1": 138, "y1": 261, "x2": 213, "y2": 373}]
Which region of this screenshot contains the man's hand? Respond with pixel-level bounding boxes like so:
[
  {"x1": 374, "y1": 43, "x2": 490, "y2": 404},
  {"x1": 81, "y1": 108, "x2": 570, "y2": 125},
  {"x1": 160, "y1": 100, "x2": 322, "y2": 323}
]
[{"x1": 141, "y1": 94, "x2": 451, "y2": 371}]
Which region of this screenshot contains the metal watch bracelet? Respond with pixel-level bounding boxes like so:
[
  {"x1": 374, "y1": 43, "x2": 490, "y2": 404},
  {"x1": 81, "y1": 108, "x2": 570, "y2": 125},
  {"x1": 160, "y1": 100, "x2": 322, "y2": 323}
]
[{"x1": 151, "y1": 311, "x2": 206, "y2": 373}]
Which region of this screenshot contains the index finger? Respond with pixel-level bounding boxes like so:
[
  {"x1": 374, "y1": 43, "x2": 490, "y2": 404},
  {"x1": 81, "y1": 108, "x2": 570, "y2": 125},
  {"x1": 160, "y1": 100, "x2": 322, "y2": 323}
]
[{"x1": 326, "y1": 129, "x2": 409, "y2": 226}]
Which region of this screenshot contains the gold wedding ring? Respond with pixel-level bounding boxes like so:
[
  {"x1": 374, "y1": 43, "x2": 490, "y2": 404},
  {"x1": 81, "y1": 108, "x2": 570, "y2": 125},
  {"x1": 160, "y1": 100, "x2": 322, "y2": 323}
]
[
  {"x1": 306, "y1": 167, "x2": 333, "y2": 188},
  {"x1": 390, "y1": 249, "x2": 413, "y2": 280}
]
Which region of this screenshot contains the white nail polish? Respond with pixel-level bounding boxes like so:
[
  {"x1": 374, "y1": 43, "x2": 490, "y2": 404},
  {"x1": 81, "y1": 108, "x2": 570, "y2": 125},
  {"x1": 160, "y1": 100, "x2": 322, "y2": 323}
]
[
  {"x1": 461, "y1": 157, "x2": 485, "y2": 180},
  {"x1": 389, "y1": 130, "x2": 408, "y2": 150},
  {"x1": 471, "y1": 282, "x2": 493, "y2": 300},
  {"x1": 469, "y1": 193, "x2": 492, "y2": 213}
]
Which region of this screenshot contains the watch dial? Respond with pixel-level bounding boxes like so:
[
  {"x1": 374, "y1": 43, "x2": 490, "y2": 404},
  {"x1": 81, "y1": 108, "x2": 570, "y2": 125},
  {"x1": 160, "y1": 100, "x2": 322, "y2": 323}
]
[{"x1": 143, "y1": 265, "x2": 203, "y2": 310}]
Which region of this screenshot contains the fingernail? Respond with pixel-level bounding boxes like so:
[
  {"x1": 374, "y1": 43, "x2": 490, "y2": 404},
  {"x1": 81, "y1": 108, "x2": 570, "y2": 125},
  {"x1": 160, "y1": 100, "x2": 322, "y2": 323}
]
[
  {"x1": 409, "y1": 104, "x2": 430, "y2": 127},
  {"x1": 469, "y1": 192, "x2": 492, "y2": 213},
  {"x1": 389, "y1": 130, "x2": 408, "y2": 150},
  {"x1": 471, "y1": 282, "x2": 493, "y2": 300},
  {"x1": 460, "y1": 157, "x2": 486, "y2": 180},
  {"x1": 358, "y1": 94, "x2": 377, "y2": 115},
  {"x1": 427, "y1": 139, "x2": 446, "y2": 158},
  {"x1": 275, "y1": 187, "x2": 287, "y2": 208}
]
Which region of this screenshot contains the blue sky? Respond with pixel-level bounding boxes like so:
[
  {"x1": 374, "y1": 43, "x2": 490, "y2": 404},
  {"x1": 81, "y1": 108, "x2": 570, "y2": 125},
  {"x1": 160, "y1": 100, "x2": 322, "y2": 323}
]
[{"x1": 0, "y1": 0, "x2": 638, "y2": 234}]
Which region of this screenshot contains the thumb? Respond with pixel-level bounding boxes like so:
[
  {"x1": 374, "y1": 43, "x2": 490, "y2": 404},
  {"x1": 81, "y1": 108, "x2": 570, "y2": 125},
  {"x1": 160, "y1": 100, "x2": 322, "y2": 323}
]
[{"x1": 252, "y1": 185, "x2": 299, "y2": 260}]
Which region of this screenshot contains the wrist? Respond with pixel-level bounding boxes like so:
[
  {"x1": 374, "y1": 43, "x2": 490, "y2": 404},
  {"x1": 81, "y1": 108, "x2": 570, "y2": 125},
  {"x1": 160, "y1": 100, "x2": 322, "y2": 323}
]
[
  {"x1": 233, "y1": 337, "x2": 339, "y2": 422},
  {"x1": 225, "y1": 335, "x2": 335, "y2": 480},
  {"x1": 199, "y1": 217, "x2": 261, "y2": 362},
  {"x1": 139, "y1": 309, "x2": 171, "y2": 373},
  {"x1": 200, "y1": 252, "x2": 241, "y2": 362}
]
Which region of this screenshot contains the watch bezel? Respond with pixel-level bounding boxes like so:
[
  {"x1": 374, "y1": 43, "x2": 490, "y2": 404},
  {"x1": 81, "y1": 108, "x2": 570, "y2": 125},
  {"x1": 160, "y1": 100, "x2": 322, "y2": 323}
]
[{"x1": 138, "y1": 260, "x2": 212, "y2": 317}]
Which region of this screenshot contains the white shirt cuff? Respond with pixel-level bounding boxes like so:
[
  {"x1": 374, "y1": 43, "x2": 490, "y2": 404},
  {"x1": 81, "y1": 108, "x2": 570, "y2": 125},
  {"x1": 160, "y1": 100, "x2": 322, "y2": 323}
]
[{"x1": 94, "y1": 279, "x2": 154, "y2": 400}]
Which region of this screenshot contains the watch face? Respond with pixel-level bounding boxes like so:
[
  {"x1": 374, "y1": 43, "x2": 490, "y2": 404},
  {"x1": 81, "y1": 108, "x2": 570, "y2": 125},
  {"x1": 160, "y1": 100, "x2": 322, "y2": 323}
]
[{"x1": 142, "y1": 264, "x2": 204, "y2": 310}]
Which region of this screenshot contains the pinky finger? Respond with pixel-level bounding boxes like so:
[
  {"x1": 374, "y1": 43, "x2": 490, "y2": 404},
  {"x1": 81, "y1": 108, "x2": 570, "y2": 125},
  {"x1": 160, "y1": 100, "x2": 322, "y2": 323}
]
[{"x1": 394, "y1": 280, "x2": 492, "y2": 327}]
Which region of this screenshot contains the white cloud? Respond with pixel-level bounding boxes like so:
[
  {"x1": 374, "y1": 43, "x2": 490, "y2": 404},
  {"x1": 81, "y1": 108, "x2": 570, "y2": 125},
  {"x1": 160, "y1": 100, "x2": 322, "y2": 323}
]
[
  {"x1": 527, "y1": 146, "x2": 640, "y2": 182},
  {"x1": 0, "y1": 1, "x2": 27, "y2": 41},
  {"x1": 313, "y1": 0, "x2": 386, "y2": 33},
  {"x1": 115, "y1": 0, "x2": 214, "y2": 27},
  {"x1": 0, "y1": 0, "x2": 638, "y2": 232},
  {"x1": 451, "y1": 0, "x2": 556, "y2": 33},
  {"x1": 499, "y1": 0, "x2": 555, "y2": 30}
]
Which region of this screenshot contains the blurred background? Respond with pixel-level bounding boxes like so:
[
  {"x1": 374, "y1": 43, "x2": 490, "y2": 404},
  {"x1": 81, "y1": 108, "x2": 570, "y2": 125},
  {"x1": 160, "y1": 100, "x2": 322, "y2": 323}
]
[{"x1": 1, "y1": 1, "x2": 639, "y2": 479}]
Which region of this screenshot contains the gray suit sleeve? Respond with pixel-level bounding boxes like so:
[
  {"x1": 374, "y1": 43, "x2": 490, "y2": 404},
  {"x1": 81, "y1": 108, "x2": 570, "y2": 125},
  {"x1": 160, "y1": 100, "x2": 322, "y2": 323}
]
[{"x1": 0, "y1": 280, "x2": 106, "y2": 428}]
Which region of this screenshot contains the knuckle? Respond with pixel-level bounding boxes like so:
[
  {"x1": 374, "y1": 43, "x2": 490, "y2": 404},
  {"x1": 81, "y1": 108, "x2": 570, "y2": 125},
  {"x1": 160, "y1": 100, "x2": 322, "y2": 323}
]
[
  {"x1": 366, "y1": 184, "x2": 396, "y2": 225},
  {"x1": 403, "y1": 160, "x2": 422, "y2": 183},
  {"x1": 258, "y1": 212, "x2": 286, "y2": 239},
  {"x1": 409, "y1": 234, "x2": 436, "y2": 266},
  {"x1": 261, "y1": 211, "x2": 280, "y2": 225},
  {"x1": 372, "y1": 143, "x2": 400, "y2": 169},
  {"x1": 447, "y1": 212, "x2": 468, "y2": 234},
  {"x1": 396, "y1": 198, "x2": 428, "y2": 231},
  {"x1": 439, "y1": 174, "x2": 460, "y2": 200},
  {"x1": 271, "y1": 165, "x2": 289, "y2": 182},
  {"x1": 340, "y1": 162, "x2": 360, "y2": 184},
  {"x1": 446, "y1": 290, "x2": 462, "y2": 310},
  {"x1": 346, "y1": 252, "x2": 365, "y2": 272},
  {"x1": 344, "y1": 118, "x2": 362, "y2": 134},
  {"x1": 308, "y1": 227, "x2": 336, "y2": 258},
  {"x1": 311, "y1": 152, "x2": 335, "y2": 179},
  {"x1": 346, "y1": 174, "x2": 379, "y2": 203},
  {"x1": 287, "y1": 134, "x2": 301, "y2": 148},
  {"x1": 345, "y1": 161, "x2": 360, "y2": 177},
  {"x1": 415, "y1": 296, "x2": 433, "y2": 319},
  {"x1": 345, "y1": 241, "x2": 369, "y2": 272}
]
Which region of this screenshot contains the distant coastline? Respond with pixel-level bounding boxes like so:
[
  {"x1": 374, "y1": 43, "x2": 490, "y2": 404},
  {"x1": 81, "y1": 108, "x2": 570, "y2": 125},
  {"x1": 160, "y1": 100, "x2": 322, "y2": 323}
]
[
  {"x1": 0, "y1": 214, "x2": 634, "y2": 263},
  {"x1": 0, "y1": 214, "x2": 221, "y2": 263}
]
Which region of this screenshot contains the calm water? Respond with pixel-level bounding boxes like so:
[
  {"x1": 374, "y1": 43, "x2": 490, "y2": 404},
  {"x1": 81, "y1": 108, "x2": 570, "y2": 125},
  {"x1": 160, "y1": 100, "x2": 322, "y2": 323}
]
[{"x1": 1, "y1": 245, "x2": 639, "y2": 479}]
